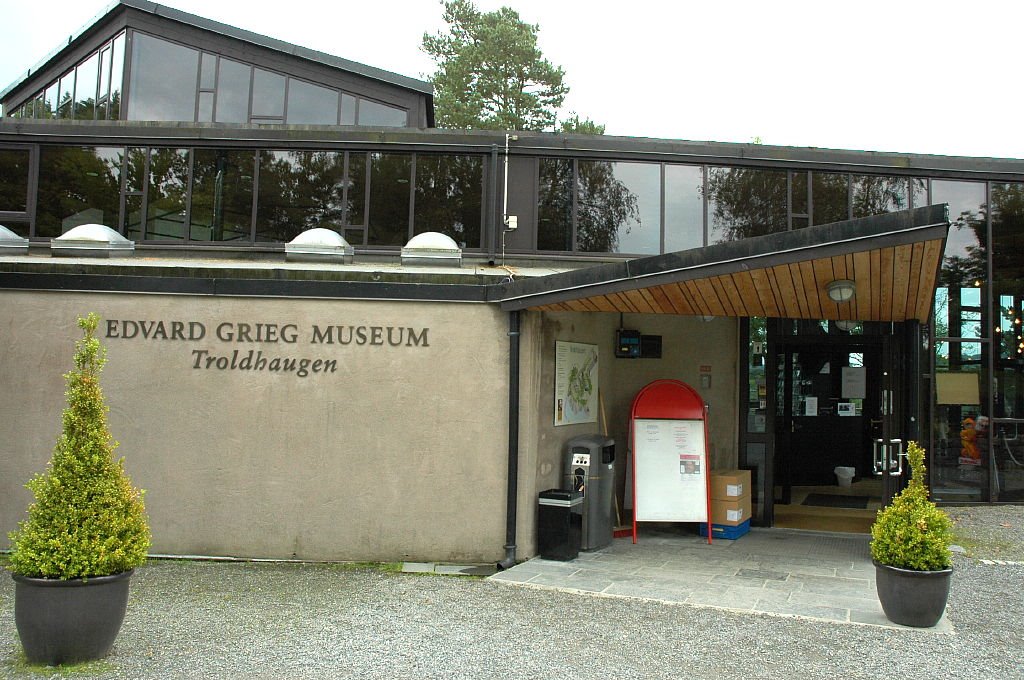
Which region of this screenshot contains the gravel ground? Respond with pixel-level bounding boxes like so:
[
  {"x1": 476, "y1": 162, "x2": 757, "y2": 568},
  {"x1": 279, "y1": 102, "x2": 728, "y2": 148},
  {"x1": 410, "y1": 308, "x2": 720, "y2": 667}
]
[{"x1": 1, "y1": 505, "x2": 1022, "y2": 679}]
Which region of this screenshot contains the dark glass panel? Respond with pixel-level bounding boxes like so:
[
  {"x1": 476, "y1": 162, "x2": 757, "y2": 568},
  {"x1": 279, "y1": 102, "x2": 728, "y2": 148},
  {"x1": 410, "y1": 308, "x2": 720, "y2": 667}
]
[
  {"x1": 413, "y1": 155, "x2": 482, "y2": 248},
  {"x1": 346, "y1": 152, "x2": 366, "y2": 226},
  {"x1": 358, "y1": 99, "x2": 407, "y2": 127},
  {"x1": 216, "y1": 58, "x2": 250, "y2": 123},
  {"x1": 341, "y1": 94, "x2": 356, "y2": 125},
  {"x1": 537, "y1": 158, "x2": 573, "y2": 251},
  {"x1": 0, "y1": 148, "x2": 30, "y2": 212},
  {"x1": 200, "y1": 53, "x2": 216, "y2": 90},
  {"x1": 932, "y1": 340, "x2": 989, "y2": 502},
  {"x1": 344, "y1": 228, "x2": 365, "y2": 246},
  {"x1": 189, "y1": 149, "x2": 254, "y2": 242},
  {"x1": 124, "y1": 147, "x2": 146, "y2": 240},
  {"x1": 127, "y1": 33, "x2": 198, "y2": 122},
  {"x1": 74, "y1": 52, "x2": 99, "y2": 120},
  {"x1": 146, "y1": 148, "x2": 190, "y2": 240},
  {"x1": 791, "y1": 171, "x2": 808, "y2": 216},
  {"x1": 811, "y1": 173, "x2": 849, "y2": 225},
  {"x1": 367, "y1": 153, "x2": 411, "y2": 246},
  {"x1": 109, "y1": 32, "x2": 125, "y2": 119},
  {"x1": 44, "y1": 83, "x2": 59, "y2": 118},
  {"x1": 286, "y1": 79, "x2": 338, "y2": 125},
  {"x1": 851, "y1": 175, "x2": 908, "y2": 218},
  {"x1": 251, "y1": 68, "x2": 285, "y2": 118},
  {"x1": 746, "y1": 317, "x2": 768, "y2": 434},
  {"x1": 933, "y1": 181, "x2": 986, "y2": 341},
  {"x1": 36, "y1": 146, "x2": 123, "y2": 237},
  {"x1": 664, "y1": 164, "x2": 703, "y2": 252},
  {"x1": 992, "y1": 183, "x2": 1024, "y2": 444},
  {"x1": 706, "y1": 166, "x2": 787, "y2": 243},
  {"x1": 57, "y1": 69, "x2": 75, "y2": 118},
  {"x1": 577, "y1": 161, "x2": 657, "y2": 254},
  {"x1": 256, "y1": 150, "x2": 346, "y2": 242}
]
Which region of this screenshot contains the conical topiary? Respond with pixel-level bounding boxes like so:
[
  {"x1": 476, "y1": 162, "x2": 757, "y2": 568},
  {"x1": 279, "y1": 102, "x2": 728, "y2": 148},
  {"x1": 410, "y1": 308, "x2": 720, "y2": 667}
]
[
  {"x1": 870, "y1": 441, "x2": 952, "y2": 571},
  {"x1": 8, "y1": 313, "x2": 150, "y2": 579}
]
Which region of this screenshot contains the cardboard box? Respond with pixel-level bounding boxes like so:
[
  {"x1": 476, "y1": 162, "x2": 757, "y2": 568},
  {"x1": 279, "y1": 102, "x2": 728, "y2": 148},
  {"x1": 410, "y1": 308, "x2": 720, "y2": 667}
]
[
  {"x1": 710, "y1": 496, "x2": 752, "y2": 526},
  {"x1": 710, "y1": 469, "x2": 751, "y2": 500}
]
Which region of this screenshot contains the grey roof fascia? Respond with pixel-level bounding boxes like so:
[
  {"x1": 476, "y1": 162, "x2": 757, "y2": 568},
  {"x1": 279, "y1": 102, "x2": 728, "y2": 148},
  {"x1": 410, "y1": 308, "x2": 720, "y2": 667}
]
[
  {"x1": 493, "y1": 205, "x2": 951, "y2": 310},
  {"x1": 2, "y1": 0, "x2": 432, "y2": 103}
]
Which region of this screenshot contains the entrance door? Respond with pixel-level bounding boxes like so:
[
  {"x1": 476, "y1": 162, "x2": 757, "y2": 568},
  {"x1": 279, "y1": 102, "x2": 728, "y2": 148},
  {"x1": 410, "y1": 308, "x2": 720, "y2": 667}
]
[
  {"x1": 775, "y1": 343, "x2": 880, "y2": 505},
  {"x1": 875, "y1": 335, "x2": 909, "y2": 505}
]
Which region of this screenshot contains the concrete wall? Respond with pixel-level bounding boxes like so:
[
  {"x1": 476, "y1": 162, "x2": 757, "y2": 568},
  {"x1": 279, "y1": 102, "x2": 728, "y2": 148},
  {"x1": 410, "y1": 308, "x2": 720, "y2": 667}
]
[
  {"x1": 0, "y1": 291, "x2": 514, "y2": 563},
  {"x1": 519, "y1": 311, "x2": 739, "y2": 554}
]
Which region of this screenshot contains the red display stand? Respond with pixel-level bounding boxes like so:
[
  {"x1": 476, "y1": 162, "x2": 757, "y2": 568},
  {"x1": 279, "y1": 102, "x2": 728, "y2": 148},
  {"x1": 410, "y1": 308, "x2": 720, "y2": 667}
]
[{"x1": 630, "y1": 379, "x2": 712, "y2": 544}]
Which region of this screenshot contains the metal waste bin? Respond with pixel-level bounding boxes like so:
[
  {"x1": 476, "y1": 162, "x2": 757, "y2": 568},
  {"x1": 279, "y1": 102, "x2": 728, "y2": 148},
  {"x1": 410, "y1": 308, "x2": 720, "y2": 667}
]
[
  {"x1": 537, "y1": 489, "x2": 582, "y2": 561},
  {"x1": 563, "y1": 434, "x2": 615, "y2": 551}
]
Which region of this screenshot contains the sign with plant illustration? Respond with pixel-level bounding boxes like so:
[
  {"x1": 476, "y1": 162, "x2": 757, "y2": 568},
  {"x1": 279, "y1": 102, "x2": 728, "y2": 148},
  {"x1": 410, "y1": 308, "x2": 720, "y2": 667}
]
[{"x1": 554, "y1": 341, "x2": 598, "y2": 426}]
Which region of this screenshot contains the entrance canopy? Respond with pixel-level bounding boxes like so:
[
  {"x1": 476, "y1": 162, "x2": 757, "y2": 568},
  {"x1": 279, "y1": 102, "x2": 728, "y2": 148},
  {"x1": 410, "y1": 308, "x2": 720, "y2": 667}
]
[{"x1": 497, "y1": 205, "x2": 949, "y2": 323}]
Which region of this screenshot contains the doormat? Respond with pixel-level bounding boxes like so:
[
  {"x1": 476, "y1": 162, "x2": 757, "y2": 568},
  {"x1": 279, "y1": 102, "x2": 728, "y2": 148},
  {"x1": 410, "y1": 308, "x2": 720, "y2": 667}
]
[{"x1": 801, "y1": 493, "x2": 869, "y2": 509}]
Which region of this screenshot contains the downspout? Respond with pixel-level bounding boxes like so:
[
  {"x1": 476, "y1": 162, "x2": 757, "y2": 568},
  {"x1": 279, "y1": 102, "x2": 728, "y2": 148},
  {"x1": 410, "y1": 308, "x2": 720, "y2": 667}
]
[{"x1": 498, "y1": 309, "x2": 521, "y2": 569}]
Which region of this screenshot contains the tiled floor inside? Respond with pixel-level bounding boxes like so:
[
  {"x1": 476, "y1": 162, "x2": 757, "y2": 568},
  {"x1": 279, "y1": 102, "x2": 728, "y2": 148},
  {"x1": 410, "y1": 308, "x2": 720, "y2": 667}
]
[{"x1": 489, "y1": 526, "x2": 953, "y2": 632}]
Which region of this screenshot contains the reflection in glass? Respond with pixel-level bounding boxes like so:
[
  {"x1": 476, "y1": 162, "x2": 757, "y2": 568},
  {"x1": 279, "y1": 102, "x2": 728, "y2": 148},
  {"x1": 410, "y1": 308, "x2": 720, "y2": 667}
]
[
  {"x1": 251, "y1": 68, "x2": 285, "y2": 119},
  {"x1": 44, "y1": 83, "x2": 59, "y2": 118},
  {"x1": 851, "y1": 175, "x2": 908, "y2": 218},
  {"x1": 146, "y1": 148, "x2": 190, "y2": 240},
  {"x1": 358, "y1": 99, "x2": 406, "y2": 127},
  {"x1": 97, "y1": 47, "x2": 111, "y2": 120},
  {"x1": 812, "y1": 173, "x2": 849, "y2": 225},
  {"x1": 109, "y1": 32, "x2": 125, "y2": 119},
  {"x1": 910, "y1": 178, "x2": 928, "y2": 208},
  {"x1": 74, "y1": 52, "x2": 99, "y2": 120},
  {"x1": 791, "y1": 171, "x2": 808, "y2": 216},
  {"x1": 576, "y1": 161, "x2": 650, "y2": 254},
  {"x1": 747, "y1": 317, "x2": 768, "y2": 433},
  {"x1": 216, "y1": 58, "x2": 250, "y2": 123},
  {"x1": 413, "y1": 155, "x2": 483, "y2": 248},
  {"x1": 664, "y1": 164, "x2": 703, "y2": 252},
  {"x1": 537, "y1": 158, "x2": 573, "y2": 251},
  {"x1": 286, "y1": 80, "x2": 338, "y2": 125},
  {"x1": 124, "y1": 147, "x2": 146, "y2": 240},
  {"x1": 933, "y1": 181, "x2": 986, "y2": 342},
  {"x1": 706, "y1": 167, "x2": 787, "y2": 243},
  {"x1": 36, "y1": 146, "x2": 123, "y2": 238},
  {"x1": 256, "y1": 150, "x2": 346, "y2": 242},
  {"x1": 341, "y1": 94, "x2": 356, "y2": 125},
  {"x1": 367, "y1": 153, "x2": 411, "y2": 246},
  {"x1": 190, "y1": 149, "x2": 254, "y2": 241},
  {"x1": 0, "y1": 149, "x2": 30, "y2": 212},
  {"x1": 992, "y1": 183, "x2": 1024, "y2": 460},
  {"x1": 127, "y1": 33, "x2": 199, "y2": 121},
  {"x1": 57, "y1": 70, "x2": 75, "y2": 118},
  {"x1": 200, "y1": 53, "x2": 216, "y2": 90},
  {"x1": 932, "y1": 340, "x2": 988, "y2": 502},
  {"x1": 346, "y1": 153, "x2": 366, "y2": 227}
]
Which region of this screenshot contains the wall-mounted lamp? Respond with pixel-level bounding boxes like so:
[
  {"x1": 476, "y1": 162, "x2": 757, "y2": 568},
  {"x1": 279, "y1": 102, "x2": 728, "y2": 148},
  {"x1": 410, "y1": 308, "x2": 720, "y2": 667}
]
[
  {"x1": 834, "y1": 320, "x2": 858, "y2": 332},
  {"x1": 700, "y1": 315, "x2": 716, "y2": 322},
  {"x1": 826, "y1": 279, "x2": 856, "y2": 303}
]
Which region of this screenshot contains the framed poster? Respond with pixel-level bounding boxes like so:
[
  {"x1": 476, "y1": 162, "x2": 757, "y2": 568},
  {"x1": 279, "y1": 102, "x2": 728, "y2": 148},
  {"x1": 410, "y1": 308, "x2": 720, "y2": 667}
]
[
  {"x1": 633, "y1": 418, "x2": 708, "y2": 522},
  {"x1": 554, "y1": 341, "x2": 598, "y2": 426}
]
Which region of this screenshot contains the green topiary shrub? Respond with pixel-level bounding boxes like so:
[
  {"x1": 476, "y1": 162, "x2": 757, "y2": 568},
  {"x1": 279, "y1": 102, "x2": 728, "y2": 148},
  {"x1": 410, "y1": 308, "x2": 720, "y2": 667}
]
[
  {"x1": 870, "y1": 440, "x2": 952, "y2": 571},
  {"x1": 7, "y1": 313, "x2": 151, "y2": 580}
]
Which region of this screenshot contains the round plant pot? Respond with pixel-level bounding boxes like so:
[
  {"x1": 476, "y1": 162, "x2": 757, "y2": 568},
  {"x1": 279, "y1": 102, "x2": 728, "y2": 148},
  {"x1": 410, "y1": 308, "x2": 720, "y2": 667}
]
[
  {"x1": 873, "y1": 560, "x2": 952, "y2": 628},
  {"x1": 12, "y1": 570, "x2": 133, "y2": 665}
]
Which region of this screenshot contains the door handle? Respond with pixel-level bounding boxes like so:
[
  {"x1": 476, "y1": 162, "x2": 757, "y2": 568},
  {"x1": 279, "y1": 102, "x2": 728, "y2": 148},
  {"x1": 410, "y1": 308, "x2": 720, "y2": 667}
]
[
  {"x1": 873, "y1": 438, "x2": 885, "y2": 475},
  {"x1": 887, "y1": 439, "x2": 904, "y2": 477}
]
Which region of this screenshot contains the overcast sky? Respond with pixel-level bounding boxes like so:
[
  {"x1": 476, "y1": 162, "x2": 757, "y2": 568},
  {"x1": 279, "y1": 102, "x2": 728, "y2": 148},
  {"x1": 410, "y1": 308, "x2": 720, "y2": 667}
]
[{"x1": 2, "y1": 0, "x2": 1021, "y2": 159}]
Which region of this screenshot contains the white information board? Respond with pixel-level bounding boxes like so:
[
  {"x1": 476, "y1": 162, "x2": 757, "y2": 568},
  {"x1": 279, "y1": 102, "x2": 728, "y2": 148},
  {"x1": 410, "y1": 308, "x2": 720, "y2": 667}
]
[{"x1": 633, "y1": 418, "x2": 709, "y2": 522}]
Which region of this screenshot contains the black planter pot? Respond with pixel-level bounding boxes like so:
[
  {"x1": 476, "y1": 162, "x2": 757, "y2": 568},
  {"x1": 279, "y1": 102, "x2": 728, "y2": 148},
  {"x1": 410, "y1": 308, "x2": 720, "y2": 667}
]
[
  {"x1": 873, "y1": 560, "x2": 952, "y2": 628},
  {"x1": 12, "y1": 570, "x2": 133, "y2": 665}
]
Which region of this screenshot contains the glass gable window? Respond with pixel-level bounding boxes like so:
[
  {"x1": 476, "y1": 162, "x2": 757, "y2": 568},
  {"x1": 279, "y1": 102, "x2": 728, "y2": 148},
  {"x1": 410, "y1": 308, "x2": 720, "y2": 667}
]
[
  {"x1": 358, "y1": 99, "x2": 407, "y2": 127},
  {"x1": 251, "y1": 69, "x2": 285, "y2": 120},
  {"x1": 216, "y1": 58, "x2": 251, "y2": 123},
  {"x1": 286, "y1": 80, "x2": 338, "y2": 125},
  {"x1": 577, "y1": 161, "x2": 658, "y2": 255},
  {"x1": 36, "y1": 146, "x2": 123, "y2": 238},
  {"x1": 413, "y1": 154, "x2": 482, "y2": 248},
  {"x1": 706, "y1": 167, "x2": 787, "y2": 243},
  {"x1": 852, "y1": 175, "x2": 908, "y2": 218},
  {"x1": 811, "y1": 173, "x2": 849, "y2": 225},
  {"x1": 73, "y1": 52, "x2": 99, "y2": 120},
  {"x1": 664, "y1": 164, "x2": 703, "y2": 252},
  {"x1": 127, "y1": 33, "x2": 199, "y2": 122}
]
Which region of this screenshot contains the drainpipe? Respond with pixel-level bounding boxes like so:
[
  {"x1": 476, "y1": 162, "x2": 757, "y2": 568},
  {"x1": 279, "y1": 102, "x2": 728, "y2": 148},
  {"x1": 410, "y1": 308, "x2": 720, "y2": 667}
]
[{"x1": 498, "y1": 309, "x2": 521, "y2": 569}]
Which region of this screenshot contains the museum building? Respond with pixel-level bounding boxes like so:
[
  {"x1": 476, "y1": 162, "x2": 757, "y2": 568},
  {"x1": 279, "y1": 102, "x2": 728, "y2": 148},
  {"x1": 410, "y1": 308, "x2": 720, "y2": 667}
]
[{"x1": 2, "y1": 0, "x2": 1022, "y2": 563}]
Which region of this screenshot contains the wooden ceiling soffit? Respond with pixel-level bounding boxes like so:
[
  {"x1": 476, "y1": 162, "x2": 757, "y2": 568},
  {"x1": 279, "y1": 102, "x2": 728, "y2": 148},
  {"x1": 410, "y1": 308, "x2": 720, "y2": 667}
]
[{"x1": 497, "y1": 205, "x2": 949, "y2": 323}]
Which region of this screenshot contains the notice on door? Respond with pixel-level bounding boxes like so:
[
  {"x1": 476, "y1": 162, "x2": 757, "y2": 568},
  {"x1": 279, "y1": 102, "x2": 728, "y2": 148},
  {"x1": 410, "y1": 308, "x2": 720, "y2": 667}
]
[{"x1": 842, "y1": 366, "x2": 866, "y2": 399}]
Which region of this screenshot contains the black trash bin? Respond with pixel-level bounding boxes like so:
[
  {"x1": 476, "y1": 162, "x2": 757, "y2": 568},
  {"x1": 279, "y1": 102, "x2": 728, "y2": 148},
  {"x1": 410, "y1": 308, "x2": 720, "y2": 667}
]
[{"x1": 537, "y1": 489, "x2": 582, "y2": 561}]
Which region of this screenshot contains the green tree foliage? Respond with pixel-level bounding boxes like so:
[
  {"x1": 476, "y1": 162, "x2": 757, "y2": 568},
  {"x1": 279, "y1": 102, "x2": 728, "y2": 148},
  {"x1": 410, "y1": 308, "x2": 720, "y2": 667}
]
[
  {"x1": 8, "y1": 314, "x2": 151, "y2": 580},
  {"x1": 870, "y1": 441, "x2": 953, "y2": 571},
  {"x1": 422, "y1": 0, "x2": 568, "y2": 131}
]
